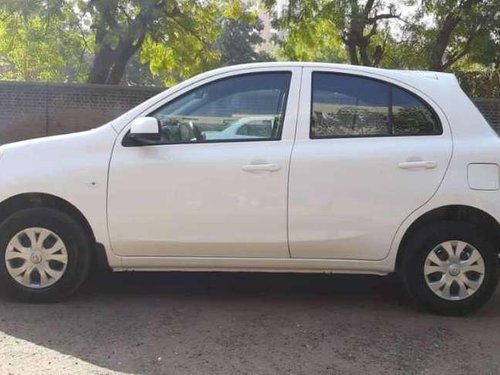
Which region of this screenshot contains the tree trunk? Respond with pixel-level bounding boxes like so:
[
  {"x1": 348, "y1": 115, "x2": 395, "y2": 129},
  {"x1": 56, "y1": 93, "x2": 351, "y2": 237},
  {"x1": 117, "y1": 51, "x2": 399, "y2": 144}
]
[
  {"x1": 428, "y1": 0, "x2": 482, "y2": 71},
  {"x1": 86, "y1": 0, "x2": 162, "y2": 84},
  {"x1": 87, "y1": 36, "x2": 142, "y2": 84},
  {"x1": 346, "y1": 39, "x2": 360, "y2": 65},
  {"x1": 107, "y1": 40, "x2": 140, "y2": 84},
  {"x1": 358, "y1": 39, "x2": 371, "y2": 66},
  {"x1": 428, "y1": 14, "x2": 460, "y2": 71},
  {"x1": 87, "y1": 46, "x2": 115, "y2": 84}
]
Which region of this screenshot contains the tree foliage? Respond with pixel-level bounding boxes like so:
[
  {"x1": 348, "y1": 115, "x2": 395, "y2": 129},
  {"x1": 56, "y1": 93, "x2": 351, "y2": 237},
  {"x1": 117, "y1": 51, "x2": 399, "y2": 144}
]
[
  {"x1": 82, "y1": 0, "x2": 235, "y2": 84},
  {"x1": 0, "y1": 0, "x2": 88, "y2": 81},
  {"x1": 400, "y1": 0, "x2": 500, "y2": 71},
  {"x1": 275, "y1": 0, "x2": 346, "y2": 62},
  {"x1": 215, "y1": 16, "x2": 273, "y2": 66},
  {"x1": 456, "y1": 70, "x2": 500, "y2": 97},
  {"x1": 140, "y1": 0, "x2": 272, "y2": 85},
  {"x1": 138, "y1": 0, "x2": 223, "y2": 86},
  {"x1": 83, "y1": 0, "x2": 173, "y2": 84},
  {"x1": 0, "y1": 0, "x2": 498, "y2": 85},
  {"x1": 0, "y1": 0, "x2": 269, "y2": 85},
  {"x1": 273, "y1": 0, "x2": 403, "y2": 66},
  {"x1": 272, "y1": 0, "x2": 500, "y2": 71}
]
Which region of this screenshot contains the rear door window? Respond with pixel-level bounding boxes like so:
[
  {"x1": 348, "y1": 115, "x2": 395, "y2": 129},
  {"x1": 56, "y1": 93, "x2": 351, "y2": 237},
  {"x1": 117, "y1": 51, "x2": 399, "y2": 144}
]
[{"x1": 311, "y1": 72, "x2": 442, "y2": 138}]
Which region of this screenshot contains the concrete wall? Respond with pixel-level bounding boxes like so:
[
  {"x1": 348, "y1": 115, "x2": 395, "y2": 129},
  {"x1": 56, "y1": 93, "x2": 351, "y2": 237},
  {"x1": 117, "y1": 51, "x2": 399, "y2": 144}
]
[
  {"x1": 0, "y1": 82, "x2": 162, "y2": 144},
  {"x1": 0, "y1": 81, "x2": 498, "y2": 144},
  {"x1": 473, "y1": 98, "x2": 500, "y2": 132}
]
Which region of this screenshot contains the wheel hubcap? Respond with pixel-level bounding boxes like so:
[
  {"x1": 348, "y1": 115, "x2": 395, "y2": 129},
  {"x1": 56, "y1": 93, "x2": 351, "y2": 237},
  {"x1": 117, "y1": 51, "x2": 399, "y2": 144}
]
[
  {"x1": 424, "y1": 240, "x2": 485, "y2": 301},
  {"x1": 447, "y1": 263, "x2": 460, "y2": 276},
  {"x1": 4, "y1": 227, "x2": 68, "y2": 289},
  {"x1": 30, "y1": 251, "x2": 43, "y2": 264}
]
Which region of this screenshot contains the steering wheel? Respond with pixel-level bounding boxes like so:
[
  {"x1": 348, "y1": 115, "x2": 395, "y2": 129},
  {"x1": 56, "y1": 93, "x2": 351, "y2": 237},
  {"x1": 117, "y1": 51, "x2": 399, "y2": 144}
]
[{"x1": 188, "y1": 121, "x2": 205, "y2": 141}]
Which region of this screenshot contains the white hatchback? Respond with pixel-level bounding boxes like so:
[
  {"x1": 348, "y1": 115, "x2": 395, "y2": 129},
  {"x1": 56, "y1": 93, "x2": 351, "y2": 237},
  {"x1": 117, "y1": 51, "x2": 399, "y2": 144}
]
[{"x1": 0, "y1": 62, "x2": 498, "y2": 315}]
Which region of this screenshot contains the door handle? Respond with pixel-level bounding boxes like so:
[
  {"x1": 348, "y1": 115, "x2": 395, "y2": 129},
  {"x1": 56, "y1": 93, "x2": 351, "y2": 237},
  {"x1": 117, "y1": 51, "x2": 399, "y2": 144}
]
[
  {"x1": 398, "y1": 160, "x2": 437, "y2": 170},
  {"x1": 242, "y1": 163, "x2": 281, "y2": 173}
]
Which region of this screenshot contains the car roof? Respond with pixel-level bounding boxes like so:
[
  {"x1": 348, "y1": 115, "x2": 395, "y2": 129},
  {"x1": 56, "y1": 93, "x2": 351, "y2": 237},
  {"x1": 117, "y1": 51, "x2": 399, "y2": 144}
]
[{"x1": 202, "y1": 61, "x2": 448, "y2": 81}]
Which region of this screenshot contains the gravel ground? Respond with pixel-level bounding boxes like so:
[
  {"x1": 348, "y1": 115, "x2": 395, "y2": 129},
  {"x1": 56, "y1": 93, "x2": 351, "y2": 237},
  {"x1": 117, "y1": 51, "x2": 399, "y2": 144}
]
[{"x1": 0, "y1": 271, "x2": 499, "y2": 375}]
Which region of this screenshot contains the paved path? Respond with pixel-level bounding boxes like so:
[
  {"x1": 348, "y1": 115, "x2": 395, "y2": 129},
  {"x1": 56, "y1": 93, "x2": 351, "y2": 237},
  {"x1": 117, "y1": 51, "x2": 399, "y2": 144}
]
[{"x1": 0, "y1": 272, "x2": 499, "y2": 374}]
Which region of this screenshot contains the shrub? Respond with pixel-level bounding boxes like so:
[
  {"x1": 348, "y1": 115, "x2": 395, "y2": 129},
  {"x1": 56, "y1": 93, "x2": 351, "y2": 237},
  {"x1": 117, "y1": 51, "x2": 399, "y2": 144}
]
[{"x1": 455, "y1": 70, "x2": 500, "y2": 98}]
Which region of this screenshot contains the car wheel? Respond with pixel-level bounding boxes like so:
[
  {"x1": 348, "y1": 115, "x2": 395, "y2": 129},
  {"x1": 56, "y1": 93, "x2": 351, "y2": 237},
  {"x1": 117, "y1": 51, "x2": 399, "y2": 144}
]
[
  {"x1": 0, "y1": 207, "x2": 91, "y2": 302},
  {"x1": 401, "y1": 221, "x2": 499, "y2": 315}
]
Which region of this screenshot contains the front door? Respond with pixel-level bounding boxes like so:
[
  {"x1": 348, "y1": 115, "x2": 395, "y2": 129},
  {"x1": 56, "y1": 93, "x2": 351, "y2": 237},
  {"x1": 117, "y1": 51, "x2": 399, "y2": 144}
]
[
  {"x1": 107, "y1": 69, "x2": 300, "y2": 258},
  {"x1": 288, "y1": 68, "x2": 452, "y2": 260}
]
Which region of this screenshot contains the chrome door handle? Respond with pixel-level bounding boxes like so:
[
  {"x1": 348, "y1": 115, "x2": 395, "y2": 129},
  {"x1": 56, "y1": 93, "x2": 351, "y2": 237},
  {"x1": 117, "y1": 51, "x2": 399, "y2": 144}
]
[
  {"x1": 242, "y1": 163, "x2": 281, "y2": 172},
  {"x1": 398, "y1": 160, "x2": 437, "y2": 170}
]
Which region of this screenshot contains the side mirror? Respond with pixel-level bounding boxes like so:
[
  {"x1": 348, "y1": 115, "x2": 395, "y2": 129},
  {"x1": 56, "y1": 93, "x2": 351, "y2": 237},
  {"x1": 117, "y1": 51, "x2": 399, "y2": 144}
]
[{"x1": 128, "y1": 117, "x2": 161, "y2": 144}]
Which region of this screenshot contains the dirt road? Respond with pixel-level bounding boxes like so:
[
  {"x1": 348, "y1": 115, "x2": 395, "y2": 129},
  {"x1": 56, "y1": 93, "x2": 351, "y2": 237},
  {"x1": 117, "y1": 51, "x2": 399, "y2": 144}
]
[{"x1": 0, "y1": 271, "x2": 499, "y2": 374}]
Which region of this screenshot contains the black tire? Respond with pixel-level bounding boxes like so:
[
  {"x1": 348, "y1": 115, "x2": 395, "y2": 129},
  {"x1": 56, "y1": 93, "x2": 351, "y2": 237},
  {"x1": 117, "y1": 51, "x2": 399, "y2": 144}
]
[
  {"x1": 401, "y1": 221, "x2": 499, "y2": 316},
  {"x1": 0, "y1": 207, "x2": 91, "y2": 302}
]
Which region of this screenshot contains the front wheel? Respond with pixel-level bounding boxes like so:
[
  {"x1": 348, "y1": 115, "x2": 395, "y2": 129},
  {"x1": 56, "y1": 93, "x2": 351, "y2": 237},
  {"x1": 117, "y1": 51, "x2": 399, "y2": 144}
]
[
  {"x1": 401, "y1": 221, "x2": 499, "y2": 315},
  {"x1": 0, "y1": 207, "x2": 91, "y2": 302}
]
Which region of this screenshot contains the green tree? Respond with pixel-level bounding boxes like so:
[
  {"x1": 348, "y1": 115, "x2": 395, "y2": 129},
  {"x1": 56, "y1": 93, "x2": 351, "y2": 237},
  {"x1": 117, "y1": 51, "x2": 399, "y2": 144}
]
[
  {"x1": 402, "y1": 0, "x2": 500, "y2": 71},
  {"x1": 215, "y1": 16, "x2": 273, "y2": 66},
  {"x1": 83, "y1": 0, "x2": 180, "y2": 84},
  {"x1": 140, "y1": 0, "x2": 265, "y2": 85},
  {"x1": 138, "y1": 0, "x2": 223, "y2": 86},
  {"x1": 121, "y1": 52, "x2": 166, "y2": 86},
  {"x1": 83, "y1": 0, "x2": 264, "y2": 85},
  {"x1": 272, "y1": 0, "x2": 499, "y2": 71},
  {"x1": 337, "y1": 0, "x2": 400, "y2": 66},
  {"x1": 1, "y1": 0, "x2": 263, "y2": 85},
  {"x1": 0, "y1": 0, "x2": 88, "y2": 81},
  {"x1": 272, "y1": 0, "x2": 402, "y2": 66},
  {"x1": 275, "y1": 0, "x2": 346, "y2": 62}
]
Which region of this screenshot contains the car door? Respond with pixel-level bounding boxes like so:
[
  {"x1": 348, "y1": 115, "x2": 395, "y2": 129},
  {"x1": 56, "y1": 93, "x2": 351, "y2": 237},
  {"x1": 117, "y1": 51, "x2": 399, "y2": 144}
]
[
  {"x1": 107, "y1": 68, "x2": 301, "y2": 258},
  {"x1": 288, "y1": 68, "x2": 452, "y2": 260}
]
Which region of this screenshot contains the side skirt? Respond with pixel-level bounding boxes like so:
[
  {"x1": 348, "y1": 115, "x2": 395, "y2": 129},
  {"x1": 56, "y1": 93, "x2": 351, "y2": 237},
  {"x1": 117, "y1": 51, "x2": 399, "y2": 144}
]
[{"x1": 113, "y1": 256, "x2": 394, "y2": 275}]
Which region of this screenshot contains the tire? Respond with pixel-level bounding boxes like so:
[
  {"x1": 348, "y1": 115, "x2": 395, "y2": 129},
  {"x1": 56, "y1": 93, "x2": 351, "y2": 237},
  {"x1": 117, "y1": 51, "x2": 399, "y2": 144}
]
[
  {"x1": 0, "y1": 207, "x2": 91, "y2": 302},
  {"x1": 401, "y1": 221, "x2": 499, "y2": 316}
]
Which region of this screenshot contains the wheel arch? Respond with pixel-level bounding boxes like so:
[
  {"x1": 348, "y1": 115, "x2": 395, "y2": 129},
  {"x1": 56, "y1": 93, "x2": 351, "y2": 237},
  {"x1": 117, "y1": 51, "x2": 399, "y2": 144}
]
[
  {"x1": 0, "y1": 192, "x2": 96, "y2": 248},
  {"x1": 396, "y1": 205, "x2": 500, "y2": 271}
]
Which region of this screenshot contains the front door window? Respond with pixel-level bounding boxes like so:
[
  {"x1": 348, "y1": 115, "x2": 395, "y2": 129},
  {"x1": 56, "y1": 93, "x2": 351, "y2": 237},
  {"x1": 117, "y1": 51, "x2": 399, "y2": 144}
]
[{"x1": 142, "y1": 72, "x2": 291, "y2": 144}]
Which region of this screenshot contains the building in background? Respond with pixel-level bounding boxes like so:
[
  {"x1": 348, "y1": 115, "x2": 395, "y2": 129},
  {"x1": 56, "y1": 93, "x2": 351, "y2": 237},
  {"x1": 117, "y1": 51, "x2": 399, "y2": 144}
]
[{"x1": 256, "y1": 0, "x2": 288, "y2": 54}]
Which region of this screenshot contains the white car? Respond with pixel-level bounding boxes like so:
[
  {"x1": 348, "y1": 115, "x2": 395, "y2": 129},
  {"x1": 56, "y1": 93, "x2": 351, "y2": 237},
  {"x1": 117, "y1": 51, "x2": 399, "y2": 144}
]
[{"x1": 0, "y1": 62, "x2": 498, "y2": 315}]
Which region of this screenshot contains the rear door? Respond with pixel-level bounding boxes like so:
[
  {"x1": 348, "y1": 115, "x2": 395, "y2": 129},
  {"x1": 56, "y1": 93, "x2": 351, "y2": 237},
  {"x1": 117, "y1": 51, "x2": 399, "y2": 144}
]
[{"x1": 288, "y1": 68, "x2": 452, "y2": 260}]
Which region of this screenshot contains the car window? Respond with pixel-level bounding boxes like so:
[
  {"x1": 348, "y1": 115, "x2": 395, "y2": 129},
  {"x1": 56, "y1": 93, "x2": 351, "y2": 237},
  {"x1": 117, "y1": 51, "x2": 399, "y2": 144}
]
[
  {"x1": 147, "y1": 72, "x2": 291, "y2": 144},
  {"x1": 235, "y1": 120, "x2": 273, "y2": 137},
  {"x1": 392, "y1": 87, "x2": 441, "y2": 135},
  {"x1": 311, "y1": 72, "x2": 442, "y2": 138},
  {"x1": 311, "y1": 73, "x2": 390, "y2": 137}
]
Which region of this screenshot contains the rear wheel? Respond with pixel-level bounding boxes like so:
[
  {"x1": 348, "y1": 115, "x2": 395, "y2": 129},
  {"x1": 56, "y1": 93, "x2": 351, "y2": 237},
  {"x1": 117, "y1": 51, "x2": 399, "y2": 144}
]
[
  {"x1": 401, "y1": 221, "x2": 499, "y2": 315},
  {"x1": 0, "y1": 207, "x2": 91, "y2": 302}
]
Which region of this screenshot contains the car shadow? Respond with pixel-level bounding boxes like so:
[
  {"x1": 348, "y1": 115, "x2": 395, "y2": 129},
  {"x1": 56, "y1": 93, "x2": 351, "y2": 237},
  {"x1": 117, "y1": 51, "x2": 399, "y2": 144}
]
[{"x1": 0, "y1": 271, "x2": 499, "y2": 374}]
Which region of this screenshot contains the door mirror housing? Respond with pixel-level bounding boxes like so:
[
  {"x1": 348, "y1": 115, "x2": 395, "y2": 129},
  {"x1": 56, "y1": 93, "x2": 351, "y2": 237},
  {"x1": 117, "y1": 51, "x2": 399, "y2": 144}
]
[{"x1": 128, "y1": 117, "x2": 161, "y2": 144}]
